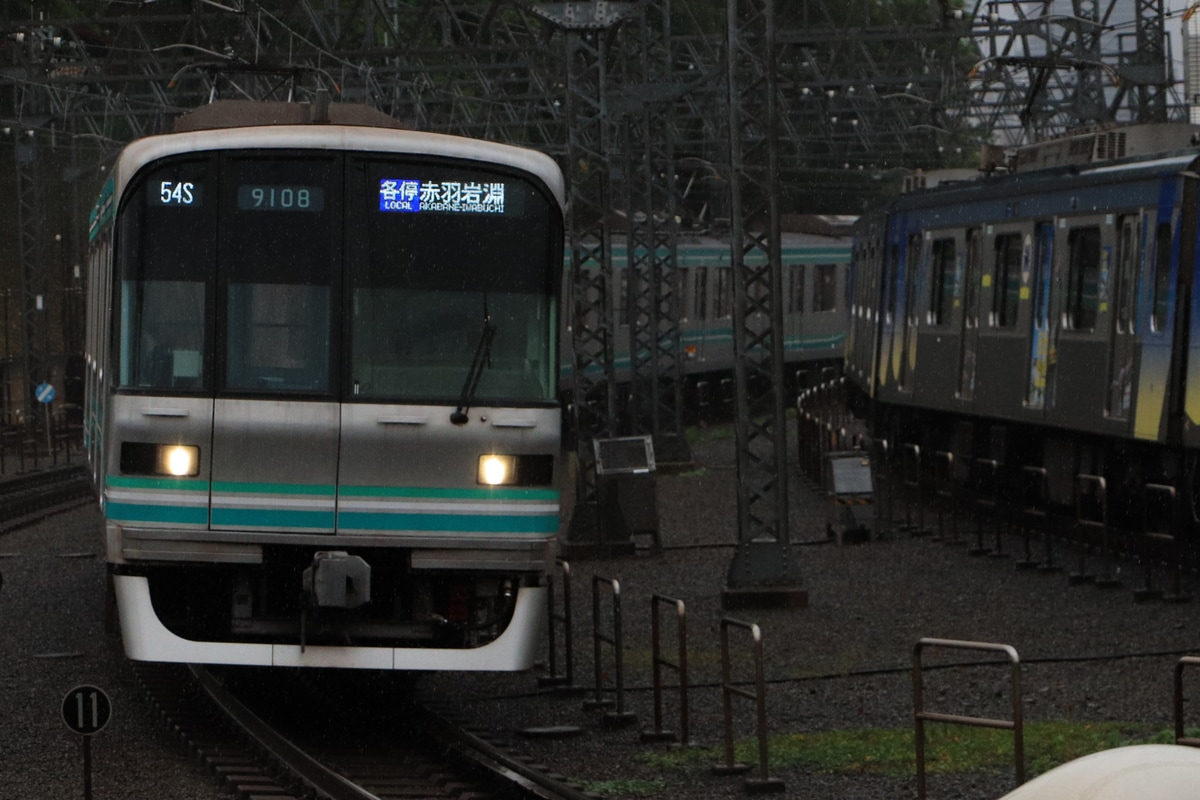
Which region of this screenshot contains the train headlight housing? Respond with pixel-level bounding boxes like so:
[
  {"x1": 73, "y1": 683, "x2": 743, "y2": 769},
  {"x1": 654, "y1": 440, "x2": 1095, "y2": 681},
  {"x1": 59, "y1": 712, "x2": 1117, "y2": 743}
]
[
  {"x1": 159, "y1": 445, "x2": 199, "y2": 477},
  {"x1": 476, "y1": 454, "x2": 554, "y2": 487},
  {"x1": 120, "y1": 442, "x2": 200, "y2": 477},
  {"x1": 478, "y1": 455, "x2": 516, "y2": 486}
]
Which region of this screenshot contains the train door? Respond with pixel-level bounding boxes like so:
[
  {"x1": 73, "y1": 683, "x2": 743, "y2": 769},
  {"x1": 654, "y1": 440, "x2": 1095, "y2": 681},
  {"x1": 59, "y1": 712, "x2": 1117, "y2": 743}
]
[
  {"x1": 957, "y1": 228, "x2": 981, "y2": 399},
  {"x1": 209, "y1": 153, "x2": 342, "y2": 534},
  {"x1": 1106, "y1": 214, "x2": 1140, "y2": 419},
  {"x1": 898, "y1": 232, "x2": 922, "y2": 391},
  {"x1": 1024, "y1": 221, "x2": 1054, "y2": 409}
]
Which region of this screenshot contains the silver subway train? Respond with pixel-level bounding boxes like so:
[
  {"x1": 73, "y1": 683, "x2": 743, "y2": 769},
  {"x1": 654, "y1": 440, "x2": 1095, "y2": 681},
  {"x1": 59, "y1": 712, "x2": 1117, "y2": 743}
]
[{"x1": 85, "y1": 101, "x2": 565, "y2": 670}]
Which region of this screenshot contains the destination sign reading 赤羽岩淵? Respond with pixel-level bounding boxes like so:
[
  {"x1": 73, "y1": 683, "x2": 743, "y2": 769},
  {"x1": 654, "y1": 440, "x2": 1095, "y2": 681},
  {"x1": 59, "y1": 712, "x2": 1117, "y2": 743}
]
[{"x1": 378, "y1": 179, "x2": 506, "y2": 214}]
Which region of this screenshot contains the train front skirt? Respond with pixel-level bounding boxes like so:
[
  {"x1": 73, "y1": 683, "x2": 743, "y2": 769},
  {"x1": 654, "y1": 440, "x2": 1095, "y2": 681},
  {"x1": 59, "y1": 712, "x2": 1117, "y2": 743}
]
[{"x1": 113, "y1": 575, "x2": 547, "y2": 670}]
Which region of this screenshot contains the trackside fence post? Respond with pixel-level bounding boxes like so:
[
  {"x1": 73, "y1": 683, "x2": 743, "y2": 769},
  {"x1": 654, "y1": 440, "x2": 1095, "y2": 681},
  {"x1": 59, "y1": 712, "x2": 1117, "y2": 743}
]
[
  {"x1": 1015, "y1": 467, "x2": 1044, "y2": 570},
  {"x1": 902, "y1": 443, "x2": 925, "y2": 535},
  {"x1": 584, "y1": 575, "x2": 636, "y2": 727},
  {"x1": 807, "y1": 412, "x2": 820, "y2": 482},
  {"x1": 872, "y1": 439, "x2": 891, "y2": 540},
  {"x1": 1139, "y1": 484, "x2": 1190, "y2": 603},
  {"x1": 539, "y1": 560, "x2": 582, "y2": 692},
  {"x1": 642, "y1": 594, "x2": 691, "y2": 745},
  {"x1": 1174, "y1": 656, "x2": 1200, "y2": 746},
  {"x1": 712, "y1": 617, "x2": 784, "y2": 793},
  {"x1": 1073, "y1": 474, "x2": 1119, "y2": 587},
  {"x1": 819, "y1": 421, "x2": 834, "y2": 482},
  {"x1": 934, "y1": 451, "x2": 957, "y2": 544},
  {"x1": 970, "y1": 459, "x2": 999, "y2": 557},
  {"x1": 795, "y1": 406, "x2": 809, "y2": 480},
  {"x1": 913, "y1": 638, "x2": 1024, "y2": 799}
]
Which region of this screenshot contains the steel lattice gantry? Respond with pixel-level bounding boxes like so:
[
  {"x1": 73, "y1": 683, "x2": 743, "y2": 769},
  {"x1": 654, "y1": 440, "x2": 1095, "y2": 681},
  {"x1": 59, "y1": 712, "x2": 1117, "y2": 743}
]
[
  {"x1": 617, "y1": 0, "x2": 689, "y2": 466},
  {"x1": 722, "y1": 0, "x2": 806, "y2": 607},
  {"x1": 530, "y1": 2, "x2": 629, "y2": 554},
  {"x1": 966, "y1": 0, "x2": 1179, "y2": 146}
]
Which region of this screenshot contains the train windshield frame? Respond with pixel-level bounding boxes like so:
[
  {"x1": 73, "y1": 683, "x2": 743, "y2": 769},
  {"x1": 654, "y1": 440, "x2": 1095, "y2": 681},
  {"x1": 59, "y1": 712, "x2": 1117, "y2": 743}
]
[{"x1": 112, "y1": 149, "x2": 561, "y2": 406}]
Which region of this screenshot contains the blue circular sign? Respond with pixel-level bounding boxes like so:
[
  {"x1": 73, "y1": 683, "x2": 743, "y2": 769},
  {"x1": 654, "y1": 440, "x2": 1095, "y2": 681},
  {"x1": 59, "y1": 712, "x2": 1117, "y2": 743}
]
[{"x1": 35, "y1": 383, "x2": 55, "y2": 404}]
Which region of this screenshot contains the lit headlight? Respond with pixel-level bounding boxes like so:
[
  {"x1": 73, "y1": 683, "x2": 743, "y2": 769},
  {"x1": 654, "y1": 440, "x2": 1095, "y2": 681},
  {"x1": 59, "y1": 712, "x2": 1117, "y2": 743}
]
[
  {"x1": 157, "y1": 445, "x2": 199, "y2": 477},
  {"x1": 478, "y1": 455, "x2": 517, "y2": 486}
]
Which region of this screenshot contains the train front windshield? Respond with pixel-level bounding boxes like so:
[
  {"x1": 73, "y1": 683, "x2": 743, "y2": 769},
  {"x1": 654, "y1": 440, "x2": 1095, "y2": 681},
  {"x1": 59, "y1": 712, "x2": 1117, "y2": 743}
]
[{"x1": 116, "y1": 150, "x2": 560, "y2": 404}]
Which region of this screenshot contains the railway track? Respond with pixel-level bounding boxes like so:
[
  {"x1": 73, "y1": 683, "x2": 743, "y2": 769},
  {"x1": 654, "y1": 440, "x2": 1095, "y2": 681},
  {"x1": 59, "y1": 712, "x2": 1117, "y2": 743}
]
[
  {"x1": 133, "y1": 662, "x2": 598, "y2": 800},
  {"x1": 0, "y1": 464, "x2": 93, "y2": 532}
]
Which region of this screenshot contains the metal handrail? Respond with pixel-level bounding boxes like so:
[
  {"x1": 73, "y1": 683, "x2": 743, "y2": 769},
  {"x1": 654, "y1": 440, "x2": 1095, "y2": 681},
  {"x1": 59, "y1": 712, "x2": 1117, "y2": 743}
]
[
  {"x1": 1175, "y1": 656, "x2": 1200, "y2": 747},
  {"x1": 913, "y1": 638, "x2": 1024, "y2": 799},
  {"x1": 1141, "y1": 484, "x2": 1188, "y2": 602},
  {"x1": 539, "y1": 560, "x2": 578, "y2": 690},
  {"x1": 643, "y1": 593, "x2": 690, "y2": 744},
  {"x1": 902, "y1": 443, "x2": 925, "y2": 535},
  {"x1": 585, "y1": 575, "x2": 636, "y2": 726},
  {"x1": 713, "y1": 617, "x2": 783, "y2": 792},
  {"x1": 1074, "y1": 474, "x2": 1118, "y2": 586}
]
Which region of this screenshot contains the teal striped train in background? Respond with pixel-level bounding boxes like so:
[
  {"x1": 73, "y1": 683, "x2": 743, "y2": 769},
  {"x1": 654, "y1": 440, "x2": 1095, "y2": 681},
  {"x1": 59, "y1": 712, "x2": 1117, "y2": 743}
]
[{"x1": 561, "y1": 230, "x2": 853, "y2": 411}]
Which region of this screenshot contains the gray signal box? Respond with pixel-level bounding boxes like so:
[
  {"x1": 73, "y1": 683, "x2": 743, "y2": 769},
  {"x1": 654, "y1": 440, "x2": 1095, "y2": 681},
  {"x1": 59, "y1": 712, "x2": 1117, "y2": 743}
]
[
  {"x1": 825, "y1": 451, "x2": 873, "y2": 544},
  {"x1": 594, "y1": 435, "x2": 659, "y2": 555}
]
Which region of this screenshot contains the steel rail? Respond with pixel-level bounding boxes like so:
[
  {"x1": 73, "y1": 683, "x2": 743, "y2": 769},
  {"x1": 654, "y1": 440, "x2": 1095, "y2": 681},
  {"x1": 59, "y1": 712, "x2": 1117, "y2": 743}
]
[
  {"x1": 189, "y1": 665, "x2": 383, "y2": 800},
  {"x1": 411, "y1": 701, "x2": 599, "y2": 800}
]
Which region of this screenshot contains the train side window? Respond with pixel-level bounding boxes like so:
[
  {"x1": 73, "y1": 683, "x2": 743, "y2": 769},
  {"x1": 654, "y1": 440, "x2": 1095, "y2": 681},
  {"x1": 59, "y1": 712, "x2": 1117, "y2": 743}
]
[
  {"x1": 789, "y1": 264, "x2": 806, "y2": 313},
  {"x1": 1065, "y1": 226, "x2": 1101, "y2": 331},
  {"x1": 814, "y1": 264, "x2": 837, "y2": 312},
  {"x1": 693, "y1": 268, "x2": 708, "y2": 320},
  {"x1": 885, "y1": 243, "x2": 899, "y2": 324},
  {"x1": 929, "y1": 238, "x2": 955, "y2": 326},
  {"x1": 1115, "y1": 217, "x2": 1138, "y2": 335},
  {"x1": 617, "y1": 269, "x2": 629, "y2": 326},
  {"x1": 715, "y1": 267, "x2": 733, "y2": 319},
  {"x1": 679, "y1": 268, "x2": 691, "y2": 321},
  {"x1": 1152, "y1": 222, "x2": 1172, "y2": 332},
  {"x1": 964, "y1": 229, "x2": 980, "y2": 324},
  {"x1": 905, "y1": 234, "x2": 922, "y2": 323},
  {"x1": 992, "y1": 233, "x2": 1021, "y2": 327}
]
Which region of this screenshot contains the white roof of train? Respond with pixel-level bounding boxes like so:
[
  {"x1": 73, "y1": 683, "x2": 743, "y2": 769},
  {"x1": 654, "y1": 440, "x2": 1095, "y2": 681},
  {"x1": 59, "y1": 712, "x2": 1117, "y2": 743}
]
[{"x1": 112, "y1": 123, "x2": 566, "y2": 210}]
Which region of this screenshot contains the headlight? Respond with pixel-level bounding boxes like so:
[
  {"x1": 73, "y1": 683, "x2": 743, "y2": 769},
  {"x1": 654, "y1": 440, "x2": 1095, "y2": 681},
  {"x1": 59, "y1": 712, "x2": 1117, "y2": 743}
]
[
  {"x1": 478, "y1": 455, "x2": 516, "y2": 486},
  {"x1": 159, "y1": 445, "x2": 199, "y2": 477}
]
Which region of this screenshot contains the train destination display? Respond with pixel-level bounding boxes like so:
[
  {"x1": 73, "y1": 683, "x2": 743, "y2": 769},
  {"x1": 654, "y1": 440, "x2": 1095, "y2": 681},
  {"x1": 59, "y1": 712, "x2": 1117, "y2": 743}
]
[{"x1": 378, "y1": 178, "x2": 506, "y2": 214}]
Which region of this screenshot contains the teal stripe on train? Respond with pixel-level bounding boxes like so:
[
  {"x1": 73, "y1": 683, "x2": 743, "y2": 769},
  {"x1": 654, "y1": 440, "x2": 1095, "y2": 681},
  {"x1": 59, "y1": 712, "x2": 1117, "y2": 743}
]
[
  {"x1": 105, "y1": 502, "x2": 209, "y2": 525},
  {"x1": 105, "y1": 476, "x2": 558, "y2": 533},
  {"x1": 211, "y1": 508, "x2": 335, "y2": 529},
  {"x1": 107, "y1": 475, "x2": 209, "y2": 492},
  {"x1": 213, "y1": 481, "x2": 335, "y2": 496},
  {"x1": 339, "y1": 485, "x2": 558, "y2": 501},
  {"x1": 337, "y1": 511, "x2": 558, "y2": 534}
]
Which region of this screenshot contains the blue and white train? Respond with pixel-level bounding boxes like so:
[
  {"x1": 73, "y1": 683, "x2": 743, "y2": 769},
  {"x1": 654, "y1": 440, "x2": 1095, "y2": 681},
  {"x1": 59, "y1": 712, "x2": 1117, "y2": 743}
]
[{"x1": 848, "y1": 122, "x2": 1200, "y2": 528}]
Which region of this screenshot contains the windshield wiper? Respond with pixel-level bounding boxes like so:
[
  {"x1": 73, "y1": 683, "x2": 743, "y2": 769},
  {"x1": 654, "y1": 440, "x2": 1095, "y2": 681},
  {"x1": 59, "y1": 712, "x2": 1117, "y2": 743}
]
[{"x1": 450, "y1": 315, "x2": 496, "y2": 425}]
